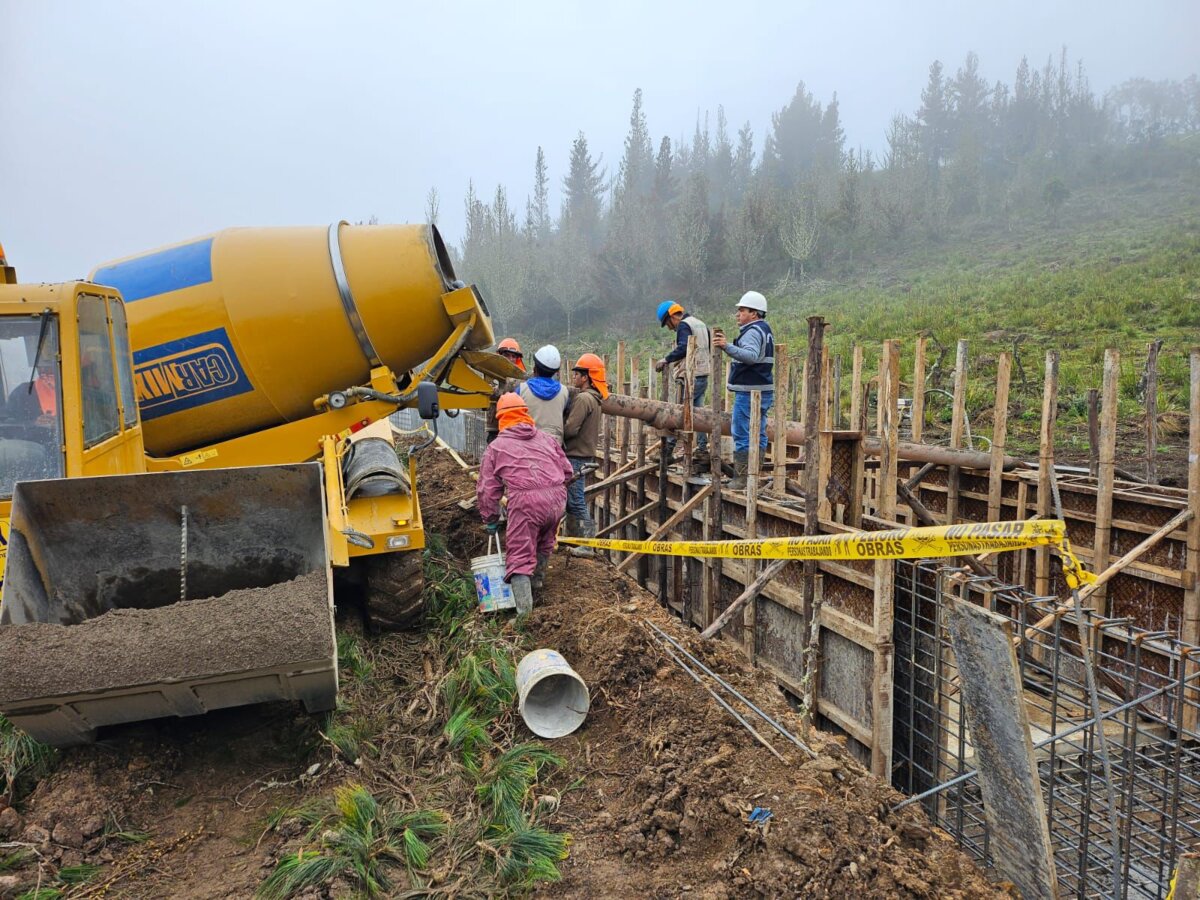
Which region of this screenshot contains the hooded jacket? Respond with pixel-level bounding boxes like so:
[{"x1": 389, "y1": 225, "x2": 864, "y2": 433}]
[{"x1": 563, "y1": 386, "x2": 602, "y2": 458}]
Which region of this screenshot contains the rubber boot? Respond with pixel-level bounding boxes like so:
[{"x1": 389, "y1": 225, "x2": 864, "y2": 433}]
[
  {"x1": 570, "y1": 521, "x2": 596, "y2": 558},
  {"x1": 728, "y1": 450, "x2": 750, "y2": 490},
  {"x1": 562, "y1": 514, "x2": 579, "y2": 540},
  {"x1": 511, "y1": 575, "x2": 534, "y2": 615},
  {"x1": 532, "y1": 554, "x2": 549, "y2": 594}
]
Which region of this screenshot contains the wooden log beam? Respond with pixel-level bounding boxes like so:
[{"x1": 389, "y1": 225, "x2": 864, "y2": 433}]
[{"x1": 598, "y1": 394, "x2": 1016, "y2": 470}]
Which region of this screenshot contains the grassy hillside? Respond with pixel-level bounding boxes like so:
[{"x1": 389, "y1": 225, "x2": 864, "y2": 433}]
[{"x1": 571, "y1": 174, "x2": 1200, "y2": 469}]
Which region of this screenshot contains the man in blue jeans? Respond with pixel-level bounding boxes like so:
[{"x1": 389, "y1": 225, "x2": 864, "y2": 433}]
[
  {"x1": 654, "y1": 301, "x2": 711, "y2": 460},
  {"x1": 713, "y1": 290, "x2": 774, "y2": 490}
]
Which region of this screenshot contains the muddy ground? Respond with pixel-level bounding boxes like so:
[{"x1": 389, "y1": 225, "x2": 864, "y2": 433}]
[{"x1": 0, "y1": 450, "x2": 1005, "y2": 898}]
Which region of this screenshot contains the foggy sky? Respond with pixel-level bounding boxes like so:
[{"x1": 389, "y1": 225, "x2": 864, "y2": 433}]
[{"x1": 2, "y1": 0, "x2": 1197, "y2": 282}]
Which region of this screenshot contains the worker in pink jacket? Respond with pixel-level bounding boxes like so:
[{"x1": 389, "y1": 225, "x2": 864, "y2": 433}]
[{"x1": 477, "y1": 392, "x2": 573, "y2": 613}]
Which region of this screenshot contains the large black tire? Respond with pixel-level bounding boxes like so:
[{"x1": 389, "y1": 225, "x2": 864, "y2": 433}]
[{"x1": 363, "y1": 551, "x2": 427, "y2": 631}]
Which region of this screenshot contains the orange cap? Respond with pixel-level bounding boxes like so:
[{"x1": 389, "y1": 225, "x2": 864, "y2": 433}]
[{"x1": 496, "y1": 392, "x2": 527, "y2": 413}]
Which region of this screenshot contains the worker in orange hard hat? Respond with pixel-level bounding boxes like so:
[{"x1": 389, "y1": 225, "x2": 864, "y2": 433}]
[
  {"x1": 478, "y1": 392, "x2": 573, "y2": 612},
  {"x1": 486, "y1": 337, "x2": 528, "y2": 444},
  {"x1": 496, "y1": 337, "x2": 526, "y2": 372},
  {"x1": 562, "y1": 353, "x2": 608, "y2": 556}
]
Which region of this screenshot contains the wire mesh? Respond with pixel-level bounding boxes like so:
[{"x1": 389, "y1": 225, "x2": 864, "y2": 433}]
[{"x1": 893, "y1": 559, "x2": 1200, "y2": 899}]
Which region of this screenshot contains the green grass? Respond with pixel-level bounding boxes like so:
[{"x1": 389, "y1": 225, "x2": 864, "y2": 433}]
[
  {"x1": 0, "y1": 715, "x2": 57, "y2": 803},
  {"x1": 572, "y1": 176, "x2": 1200, "y2": 459}
]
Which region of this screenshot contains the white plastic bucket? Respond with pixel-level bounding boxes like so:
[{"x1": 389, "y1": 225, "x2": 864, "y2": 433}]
[
  {"x1": 516, "y1": 649, "x2": 590, "y2": 738},
  {"x1": 472, "y1": 534, "x2": 515, "y2": 612}
]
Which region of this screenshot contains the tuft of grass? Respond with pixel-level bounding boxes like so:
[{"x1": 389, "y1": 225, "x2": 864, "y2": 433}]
[
  {"x1": 0, "y1": 715, "x2": 57, "y2": 802},
  {"x1": 0, "y1": 850, "x2": 31, "y2": 871},
  {"x1": 256, "y1": 784, "x2": 448, "y2": 900},
  {"x1": 336, "y1": 633, "x2": 374, "y2": 682},
  {"x1": 56, "y1": 864, "x2": 100, "y2": 885},
  {"x1": 476, "y1": 744, "x2": 564, "y2": 829},
  {"x1": 481, "y1": 820, "x2": 571, "y2": 888}
]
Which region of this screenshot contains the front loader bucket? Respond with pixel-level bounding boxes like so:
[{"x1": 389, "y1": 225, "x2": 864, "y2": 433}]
[{"x1": 0, "y1": 464, "x2": 337, "y2": 746}]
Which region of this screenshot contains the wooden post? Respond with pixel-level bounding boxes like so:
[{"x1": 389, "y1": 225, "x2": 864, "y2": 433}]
[
  {"x1": 1036, "y1": 351, "x2": 1059, "y2": 597},
  {"x1": 636, "y1": 378, "x2": 650, "y2": 588},
  {"x1": 875, "y1": 352, "x2": 885, "y2": 438},
  {"x1": 872, "y1": 340, "x2": 900, "y2": 779},
  {"x1": 705, "y1": 347, "x2": 726, "y2": 627},
  {"x1": 801, "y1": 317, "x2": 825, "y2": 723},
  {"x1": 773, "y1": 344, "x2": 789, "y2": 494},
  {"x1": 911, "y1": 336, "x2": 927, "y2": 445},
  {"x1": 744, "y1": 390, "x2": 762, "y2": 660},
  {"x1": 799, "y1": 353, "x2": 809, "y2": 431},
  {"x1": 1087, "y1": 388, "x2": 1100, "y2": 478},
  {"x1": 657, "y1": 358, "x2": 670, "y2": 604},
  {"x1": 616, "y1": 341, "x2": 628, "y2": 463},
  {"x1": 1093, "y1": 349, "x2": 1120, "y2": 613},
  {"x1": 988, "y1": 352, "x2": 1012, "y2": 523},
  {"x1": 849, "y1": 344, "x2": 864, "y2": 435},
  {"x1": 832, "y1": 354, "x2": 843, "y2": 430},
  {"x1": 946, "y1": 339, "x2": 968, "y2": 525},
  {"x1": 601, "y1": 354, "x2": 614, "y2": 560},
  {"x1": 1145, "y1": 339, "x2": 1162, "y2": 484},
  {"x1": 1184, "y1": 350, "x2": 1200, "y2": 733},
  {"x1": 683, "y1": 335, "x2": 697, "y2": 477}
]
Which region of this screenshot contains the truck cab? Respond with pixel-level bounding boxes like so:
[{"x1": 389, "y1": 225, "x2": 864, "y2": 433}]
[{"x1": 0, "y1": 253, "x2": 146, "y2": 591}]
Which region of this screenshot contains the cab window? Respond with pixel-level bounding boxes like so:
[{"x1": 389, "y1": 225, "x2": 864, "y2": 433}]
[
  {"x1": 0, "y1": 313, "x2": 64, "y2": 498},
  {"x1": 78, "y1": 295, "x2": 120, "y2": 447}
]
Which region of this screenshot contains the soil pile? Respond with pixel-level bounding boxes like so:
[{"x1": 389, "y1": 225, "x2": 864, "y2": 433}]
[{"x1": 0, "y1": 573, "x2": 331, "y2": 703}]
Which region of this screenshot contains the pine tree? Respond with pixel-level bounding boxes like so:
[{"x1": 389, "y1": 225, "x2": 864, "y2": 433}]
[
  {"x1": 618, "y1": 89, "x2": 655, "y2": 199},
  {"x1": 561, "y1": 132, "x2": 606, "y2": 248},
  {"x1": 918, "y1": 61, "x2": 950, "y2": 178},
  {"x1": 531, "y1": 147, "x2": 551, "y2": 240}
]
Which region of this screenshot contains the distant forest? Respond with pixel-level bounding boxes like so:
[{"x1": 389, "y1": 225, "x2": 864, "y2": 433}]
[{"x1": 446, "y1": 50, "x2": 1200, "y2": 337}]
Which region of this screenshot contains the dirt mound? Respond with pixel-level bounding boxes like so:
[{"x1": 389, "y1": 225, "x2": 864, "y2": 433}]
[{"x1": 523, "y1": 553, "x2": 1001, "y2": 898}]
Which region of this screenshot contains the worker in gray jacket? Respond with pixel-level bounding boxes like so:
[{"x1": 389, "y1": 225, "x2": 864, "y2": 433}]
[{"x1": 713, "y1": 291, "x2": 774, "y2": 489}]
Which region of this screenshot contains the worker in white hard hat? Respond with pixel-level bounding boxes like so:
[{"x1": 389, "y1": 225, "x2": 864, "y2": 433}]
[
  {"x1": 517, "y1": 344, "x2": 568, "y2": 444},
  {"x1": 712, "y1": 291, "x2": 774, "y2": 489}
]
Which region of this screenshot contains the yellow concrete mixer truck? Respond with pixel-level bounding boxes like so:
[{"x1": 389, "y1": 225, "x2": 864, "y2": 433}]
[{"x1": 0, "y1": 224, "x2": 514, "y2": 746}]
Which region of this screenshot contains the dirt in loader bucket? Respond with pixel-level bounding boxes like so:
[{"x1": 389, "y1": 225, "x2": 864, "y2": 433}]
[{"x1": 0, "y1": 463, "x2": 337, "y2": 746}]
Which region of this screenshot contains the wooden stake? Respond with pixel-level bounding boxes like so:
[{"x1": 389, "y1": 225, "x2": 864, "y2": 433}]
[
  {"x1": 872, "y1": 339, "x2": 900, "y2": 779},
  {"x1": 616, "y1": 341, "x2": 628, "y2": 462},
  {"x1": 947, "y1": 339, "x2": 968, "y2": 525},
  {"x1": 832, "y1": 355, "x2": 843, "y2": 430},
  {"x1": 701, "y1": 558, "x2": 790, "y2": 639},
  {"x1": 601, "y1": 354, "x2": 614, "y2": 559},
  {"x1": 1093, "y1": 349, "x2": 1119, "y2": 613},
  {"x1": 1036, "y1": 351, "x2": 1059, "y2": 597},
  {"x1": 988, "y1": 352, "x2": 1012, "y2": 523},
  {"x1": 636, "y1": 378, "x2": 649, "y2": 587},
  {"x1": 773, "y1": 344, "x2": 789, "y2": 494},
  {"x1": 745, "y1": 390, "x2": 763, "y2": 660},
  {"x1": 911, "y1": 336, "x2": 927, "y2": 445},
  {"x1": 705, "y1": 345, "x2": 725, "y2": 627},
  {"x1": 801, "y1": 316, "x2": 826, "y2": 723},
  {"x1": 849, "y1": 344, "x2": 864, "y2": 433},
  {"x1": 1184, "y1": 349, "x2": 1200, "y2": 733},
  {"x1": 1087, "y1": 388, "x2": 1100, "y2": 478},
  {"x1": 616, "y1": 484, "x2": 714, "y2": 574},
  {"x1": 1145, "y1": 338, "x2": 1162, "y2": 484}
]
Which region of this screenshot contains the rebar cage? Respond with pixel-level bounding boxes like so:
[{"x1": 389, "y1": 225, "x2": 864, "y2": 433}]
[{"x1": 893, "y1": 559, "x2": 1200, "y2": 899}]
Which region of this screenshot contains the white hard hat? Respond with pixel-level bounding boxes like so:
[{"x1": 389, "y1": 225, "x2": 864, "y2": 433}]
[
  {"x1": 534, "y1": 344, "x2": 562, "y2": 370},
  {"x1": 737, "y1": 291, "x2": 767, "y2": 314}
]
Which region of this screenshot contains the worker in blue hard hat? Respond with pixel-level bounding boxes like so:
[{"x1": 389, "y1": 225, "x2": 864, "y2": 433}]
[{"x1": 654, "y1": 301, "x2": 711, "y2": 460}]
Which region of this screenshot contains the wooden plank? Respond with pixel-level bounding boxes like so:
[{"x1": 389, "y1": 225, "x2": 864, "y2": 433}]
[
  {"x1": 947, "y1": 339, "x2": 968, "y2": 524},
  {"x1": 946, "y1": 598, "x2": 1060, "y2": 900},
  {"x1": 1184, "y1": 350, "x2": 1200, "y2": 733},
  {"x1": 802, "y1": 317, "x2": 826, "y2": 719},
  {"x1": 911, "y1": 336, "x2": 927, "y2": 445},
  {"x1": 773, "y1": 344, "x2": 789, "y2": 494},
  {"x1": 1036, "y1": 351, "x2": 1059, "y2": 597},
  {"x1": 1145, "y1": 339, "x2": 1162, "y2": 484},
  {"x1": 988, "y1": 352, "x2": 1012, "y2": 522},
  {"x1": 704, "y1": 346, "x2": 724, "y2": 626},
  {"x1": 849, "y1": 344, "x2": 864, "y2": 434},
  {"x1": 1093, "y1": 349, "x2": 1120, "y2": 613},
  {"x1": 745, "y1": 390, "x2": 763, "y2": 660},
  {"x1": 872, "y1": 339, "x2": 899, "y2": 779},
  {"x1": 1087, "y1": 388, "x2": 1100, "y2": 478}
]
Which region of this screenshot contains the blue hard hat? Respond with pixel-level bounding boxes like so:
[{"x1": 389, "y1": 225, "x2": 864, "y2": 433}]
[{"x1": 657, "y1": 300, "x2": 683, "y2": 326}]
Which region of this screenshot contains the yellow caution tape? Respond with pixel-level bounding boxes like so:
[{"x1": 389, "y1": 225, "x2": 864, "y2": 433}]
[{"x1": 560, "y1": 519, "x2": 1077, "y2": 564}]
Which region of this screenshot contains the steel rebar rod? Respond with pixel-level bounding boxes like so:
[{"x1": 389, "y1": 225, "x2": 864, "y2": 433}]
[{"x1": 646, "y1": 620, "x2": 817, "y2": 759}]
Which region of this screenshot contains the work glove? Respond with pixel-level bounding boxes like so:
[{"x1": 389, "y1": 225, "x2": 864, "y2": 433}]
[{"x1": 485, "y1": 521, "x2": 500, "y2": 534}]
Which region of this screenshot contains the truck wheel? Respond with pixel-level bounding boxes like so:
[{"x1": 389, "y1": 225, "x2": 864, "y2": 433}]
[{"x1": 363, "y1": 551, "x2": 426, "y2": 631}]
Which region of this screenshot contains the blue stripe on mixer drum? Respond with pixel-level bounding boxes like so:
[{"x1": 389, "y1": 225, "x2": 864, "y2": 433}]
[
  {"x1": 93, "y1": 237, "x2": 214, "y2": 302},
  {"x1": 132, "y1": 327, "x2": 253, "y2": 420}
]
